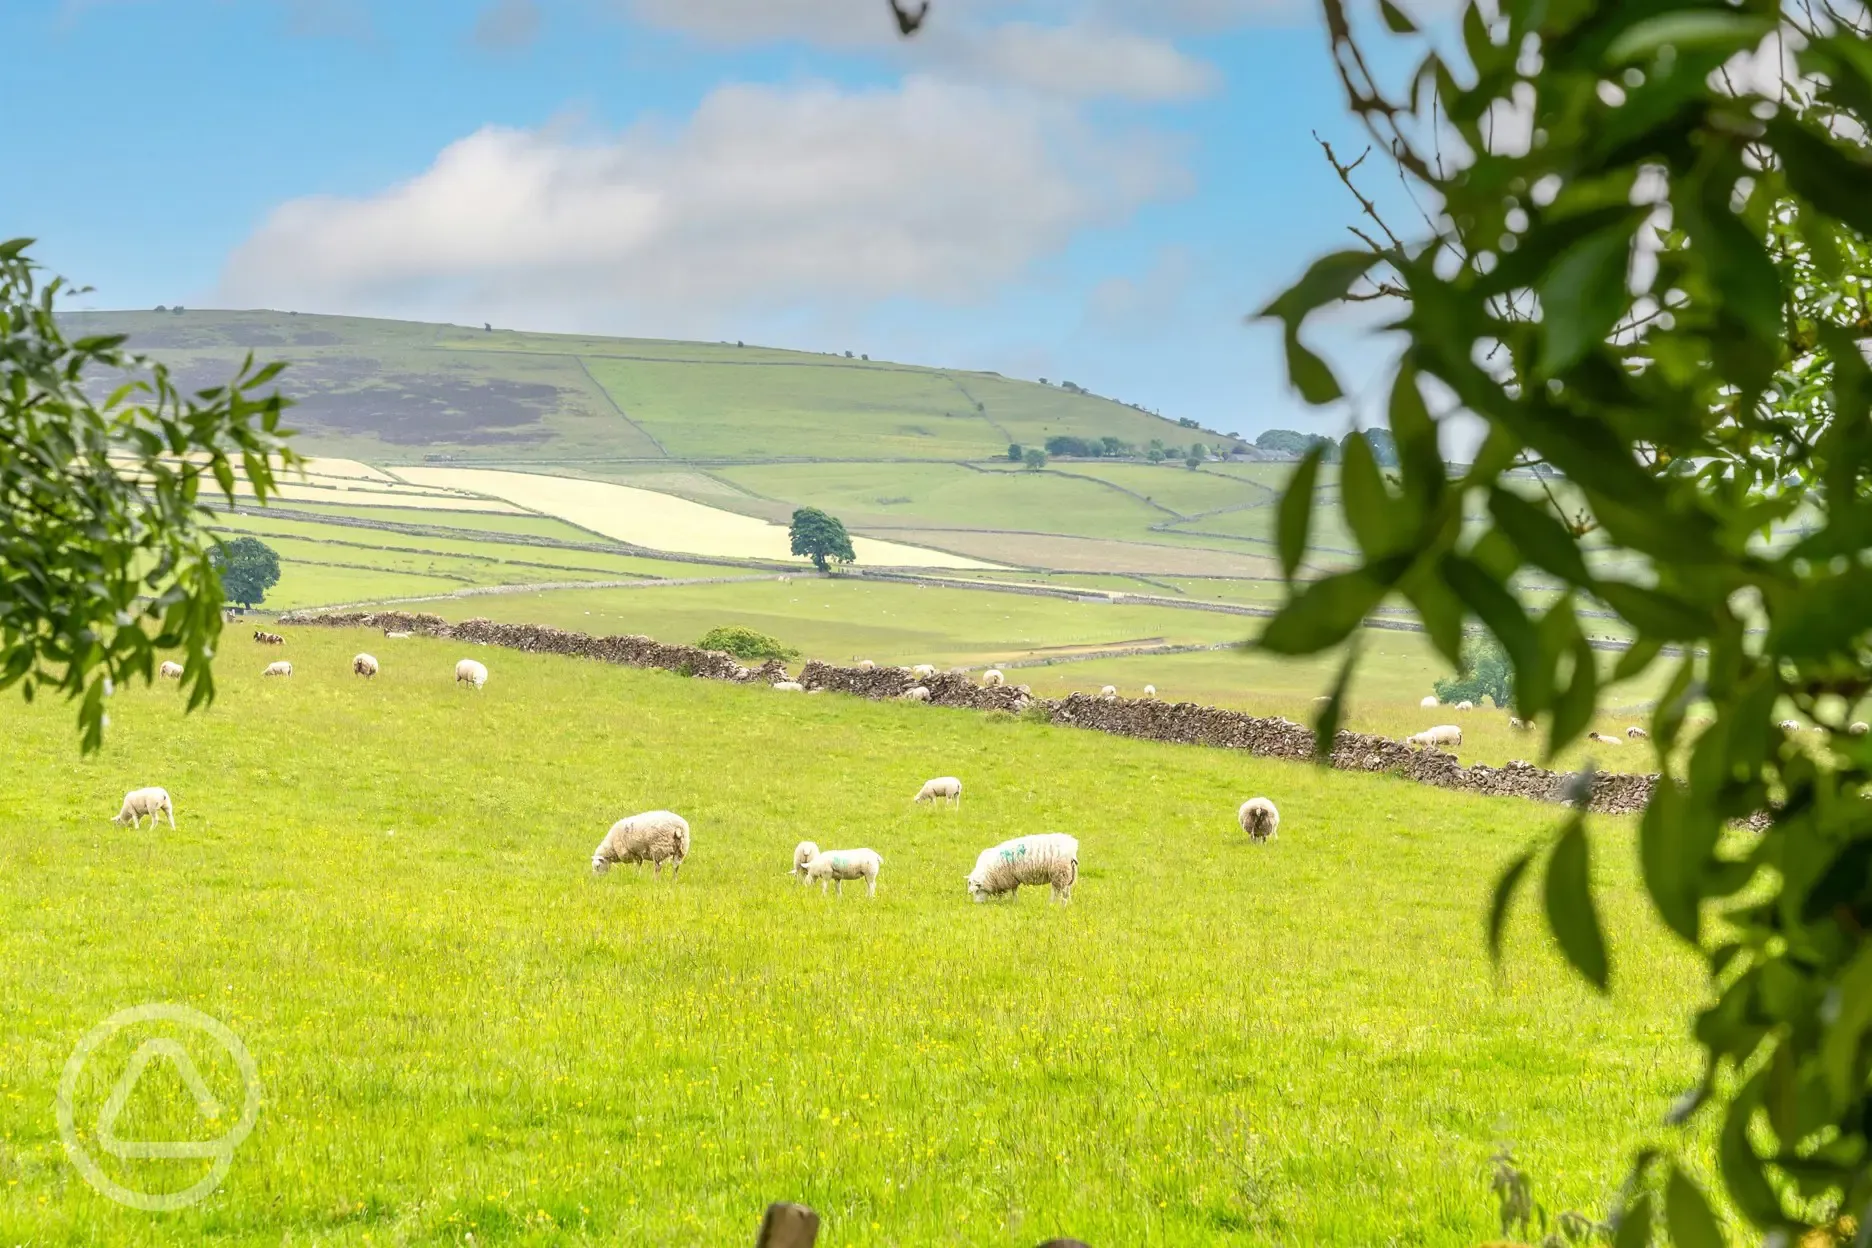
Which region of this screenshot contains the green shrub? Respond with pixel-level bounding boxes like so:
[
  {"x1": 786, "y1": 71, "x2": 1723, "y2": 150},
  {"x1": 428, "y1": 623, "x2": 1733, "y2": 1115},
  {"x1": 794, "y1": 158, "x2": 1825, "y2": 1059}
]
[{"x1": 696, "y1": 626, "x2": 800, "y2": 662}]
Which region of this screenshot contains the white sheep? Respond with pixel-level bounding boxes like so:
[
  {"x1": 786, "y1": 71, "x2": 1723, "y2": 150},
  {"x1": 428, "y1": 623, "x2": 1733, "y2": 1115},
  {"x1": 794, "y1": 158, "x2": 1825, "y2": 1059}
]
[
  {"x1": 1455, "y1": 700, "x2": 1475, "y2": 712},
  {"x1": 914, "y1": 776, "x2": 962, "y2": 807},
  {"x1": 113, "y1": 786, "x2": 175, "y2": 830},
  {"x1": 772, "y1": 681, "x2": 805, "y2": 693},
  {"x1": 1508, "y1": 717, "x2": 1530, "y2": 730},
  {"x1": 801, "y1": 848, "x2": 883, "y2": 897},
  {"x1": 158, "y1": 661, "x2": 184, "y2": 680},
  {"x1": 1099, "y1": 685, "x2": 1118, "y2": 700},
  {"x1": 965, "y1": 833, "x2": 1079, "y2": 904},
  {"x1": 1851, "y1": 721, "x2": 1870, "y2": 736},
  {"x1": 1626, "y1": 726, "x2": 1648, "y2": 740},
  {"x1": 1143, "y1": 684, "x2": 1157, "y2": 698},
  {"x1": 262, "y1": 660, "x2": 293, "y2": 678},
  {"x1": 1407, "y1": 725, "x2": 1462, "y2": 749},
  {"x1": 981, "y1": 669, "x2": 1005, "y2": 688},
  {"x1": 1587, "y1": 731, "x2": 1624, "y2": 746},
  {"x1": 857, "y1": 659, "x2": 876, "y2": 670},
  {"x1": 1237, "y1": 797, "x2": 1280, "y2": 844},
  {"x1": 455, "y1": 658, "x2": 488, "y2": 689},
  {"x1": 383, "y1": 630, "x2": 412, "y2": 639},
  {"x1": 353, "y1": 653, "x2": 379, "y2": 678},
  {"x1": 790, "y1": 840, "x2": 820, "y2": 880},
  {"x1": 1420, "y1": 695, "x2": 1439, "y2": 708},
  {"x1": 912, "y1": 664, "x2": 936, "y2": 678},
  {"x1": 902, "y1": 686, "x2": 930, "y2": 702},
  {"x1": 591, "y1": 810, "x2": 691, "y2": 878}
]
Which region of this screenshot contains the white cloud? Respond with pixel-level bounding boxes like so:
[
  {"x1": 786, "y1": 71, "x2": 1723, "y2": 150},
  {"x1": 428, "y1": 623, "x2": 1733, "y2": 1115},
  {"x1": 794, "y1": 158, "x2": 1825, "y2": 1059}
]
[{"x1": 216, "y1": 77, "x2": 1187, "y2": 331}]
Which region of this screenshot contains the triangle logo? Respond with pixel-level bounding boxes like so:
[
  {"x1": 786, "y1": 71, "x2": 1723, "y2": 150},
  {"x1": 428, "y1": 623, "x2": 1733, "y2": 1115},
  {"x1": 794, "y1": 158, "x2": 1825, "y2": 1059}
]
[{"x1": 95, "y1": 1039, "x2": 226, "y2": 1161}]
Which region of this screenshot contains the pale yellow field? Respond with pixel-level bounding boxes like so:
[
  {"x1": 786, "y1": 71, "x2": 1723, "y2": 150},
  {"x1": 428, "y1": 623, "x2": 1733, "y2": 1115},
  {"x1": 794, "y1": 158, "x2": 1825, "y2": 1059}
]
[
  {"x1": 393, "y1": 466, "x2": 999, "y2": 568},
  {"x1": 299, "y1": 456, "x2": 401, "y2": 482},
  {"x1": 231, "y1": 478, "x2": 530, "y2": 512}
]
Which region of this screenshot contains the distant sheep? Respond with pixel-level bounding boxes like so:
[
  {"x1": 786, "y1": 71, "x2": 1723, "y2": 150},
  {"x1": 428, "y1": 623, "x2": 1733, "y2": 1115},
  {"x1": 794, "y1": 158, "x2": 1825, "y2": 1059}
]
[
  {"x1": 592, "y1": 810, "x2": 691, "y2": 878},
  {"x1": 1454, "y1": 700, "x2": 1475, "y2": 712},
  {"x1": 1099, "y1": 685, "x2": 1118, "y2": 700},
  {"x1": 253, "y1": 630, "x2": 284, "y2": 645},
  {"x1": 801, "y1": 848, "x2": 883, "y2": 898},
  {"x1": 981, "y1": 669, "x2": 1005, "y2": 688},
  {"x1": 1508, "y1": 717, "x2": 1531, "y2": 731},
  {"x1": 1420, "y1": 695, "x2": 1439, "y2": 708},
  {"x1": 857, "y1": 659, "x2": 876, "y2": 670},
  {"x1": 1851, "y1": 721, "x2": 1870, "y2": 736},
  {"x1": 912, "y1": 664, "x2": 936, "y2": 678},
  {"x1": 902, "y1": 686, "x2": 930, "y2": 702},
  {"x1": 383, "y1": 630, "x2": 412, "y2": 639},
  {"x1": 353, "y1": 653, "x2": 379, "y2": 678},
  {"x1": 1407, "y1": 725, "x2": 1462, "y2": 749},
  {"x1": 772, "y1": 681, "x2": 805, "y2": 693},
  {"x1": 158, "y1": 661, "x2": 184, "y2": 680},
  {"x1": 914, "y1": 776, "x2": 962, "y2": 807},
  {"x1": 1587, "y1": 731, "x2": 1624, "y2": 747},
  {"x1": 791, "y1": 840, "x2": 820, "y2": 879},
  {"x1": 1626, "y1": 726, "x2": 1648, "y2": 740},
  {"x1": 455, "y1": 658, "x2": 488, "y2": 689},
  {"x1": 966, "y1": 833, "x2": 1078, "y2": 904},
  {"x1": 1237, "y1": 797, "x2": 1280, "y2": 844},
  {"x1": 262, "y1": 660, "x2": 293, "y2": 678},
  {"x1": 113, "y1": 786, "x2": 175, "y2": 830},
  {"x1": 1142, "y1": 684, "x2": 1157, "y2": 698}
]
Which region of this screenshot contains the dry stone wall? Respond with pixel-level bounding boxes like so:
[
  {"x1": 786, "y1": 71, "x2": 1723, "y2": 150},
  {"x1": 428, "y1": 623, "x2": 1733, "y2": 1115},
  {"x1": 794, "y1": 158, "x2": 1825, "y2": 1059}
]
[{"x1": 282, "y1": 609, "x2": 1659, "y2": 817}]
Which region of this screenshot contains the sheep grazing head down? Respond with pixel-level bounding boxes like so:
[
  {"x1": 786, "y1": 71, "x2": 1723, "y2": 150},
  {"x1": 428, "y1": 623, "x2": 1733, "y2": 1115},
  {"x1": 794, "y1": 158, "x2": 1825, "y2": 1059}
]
[{"x1": 791, "y1": 840, "x2": 820, "y2": 879}]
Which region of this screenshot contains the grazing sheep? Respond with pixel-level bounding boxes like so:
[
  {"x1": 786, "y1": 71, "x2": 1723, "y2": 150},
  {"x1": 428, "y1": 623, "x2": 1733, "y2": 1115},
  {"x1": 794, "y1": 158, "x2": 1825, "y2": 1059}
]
[
  {"x1": 253, "y1": 630, "x2": 285, "y2": 645},
  {"x1": 857, "y1": 659, "x2": 876, "y2": 670},
  {"x1": 772, "y1": 681, "x2": 805, "y2": 693},
  {"x1": 1587, "y1": 731, "x2": 1624, "y2": 747},
  {"x1": 902, "y1": 686, "x2": 930, "y2": 702},
  {"x1": 352, "y1": 653, "x2": 379, "y2": 678},
  {"x1": 1627, "y1": 726, "x2": 1648, "y2": 740},
  {"x1": 1454, "y1": 700, "x2": 1475, "y2": 712},
  {"x1": 383, "y1": 630, "x2": 411, "y2": 639},
  {"x1": 981, "y1": 669, "x2": 1006, "y2": 688},
  {"x1": 1237, "y1": 797, "x2": 1280, "y2": 844},
  {"x1": 914, "y1": 776, "x2": 962, "y2": 807},
  {"x1": 1851, "y1": 721, "x2": 1870, "y2": 736},
  {"x1": 1508, "y1": 717, "x2": 1530, "y2": 731},
  {"x1": 1143, "y1": 684, "x2": 1157, "y2": 698},
  {"x1": 591, "y1": 810, "x2": 691, "y2": 878},
  {"x1": 1420, "y1": 695, "x2": 1439, "y2": 708},
  {"x1": 1099, "y1": 685, "x2": 1118, "y2": 700},
  {"x1": 158, "y1": 661, "x2": 184, "y2": 680},
  {"x1": 966, "y1": 833, "x2": 1079, "y2": 904},
  {"x1": 912, "y1": 664, "x2": 936, "y2": 678},
  {"x1": 790, "y1": 840, "x2": 820, "y2": 880},
  {"x1": 1014, "y1": 684, "x2": 1031, "y2": 695},
  {"x1": 455, "y1": 658, "x2": 488, "y2": 689},
  {"x1": 802, "y1": 848, "x2": 883, "y2": 898},
  {"x1": 262, "y1": 660, "x2": 293, "y2": 678},
  {"x1": 1406, "y1": 725, "x2": 1462, "y2": 749},
  {"x1": 112, "y1": 786, "x2": 176, "y2": 830}
]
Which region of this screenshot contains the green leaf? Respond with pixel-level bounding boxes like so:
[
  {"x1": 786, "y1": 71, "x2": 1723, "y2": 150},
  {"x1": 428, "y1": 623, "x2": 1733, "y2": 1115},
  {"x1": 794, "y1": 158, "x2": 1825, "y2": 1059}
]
[
  {"x1": 1277, "y1": 446, "x2": 1325, "y2": 582},
  {"x1": 1441, "y1": 552, "x2": 1543, "y2": 708},
  {"x1": 1547, "y1": 624, "x2": 1599, "y2": 757},
  {"x1": 1258, "y1": 249, "x2": 1381, "y2": 326},
  {"x1": 1377, "y1": 0, "x2": 1417, "y2": 32},
  {"x1": 1544, "y1": 817, "x2": 1610, "y2": 991},
  {"x1": 1595, "y1": 581, "x2": 1708, "y2": 641},
  {"x1": 1257, "y1": 569, "x2": 1392, "y2": 656},
  {"x1": 1283, "y1": 329, "x2": 1344, "y2": 405},
  {"x1": 1770, "y1": 115, "x2": 1872, "y2": 238},
  {"x1": 1312, "y1": 638, "x2": 1361, "y2": 764},
  {"x1": 1820, "y1": 946, "x2": 1872, "y2": 1106},
  {"x1": 1488, "y1": 488, "x2": 1593, "y2": 585},
  {"x1": 1664, "y1": 1167, "x2": 1725, "y2": 1248},
  {"x1": 1607, "y1": 11, "x2": 1775, "y2": 64},
  {"x1": 1611, "y1": 1192, "x2": 1652, "y2": 1248},
  {"x1": 1613, "y1": 636, "x2": 1664, "y2": 683},
  {"x1": 1339, "y1": 432, "x2": 1398, "y2": 557},
  {"x1": 1718, "y1": 1075, "x2": 1783, "y2": 1228},
  {"x1": 1488, "y1": 846, "x2": 1536, "y2": 962},
  {"x1": 1537, "y1": 221, "x2": 1636, "y2": 377}
]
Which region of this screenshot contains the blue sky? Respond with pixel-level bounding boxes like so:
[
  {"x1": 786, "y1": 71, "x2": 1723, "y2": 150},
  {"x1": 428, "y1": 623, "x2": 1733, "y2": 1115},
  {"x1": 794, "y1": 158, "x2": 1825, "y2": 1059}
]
[{"x1": 1, "y1": 0, "x2": 1426, "y2": 439}]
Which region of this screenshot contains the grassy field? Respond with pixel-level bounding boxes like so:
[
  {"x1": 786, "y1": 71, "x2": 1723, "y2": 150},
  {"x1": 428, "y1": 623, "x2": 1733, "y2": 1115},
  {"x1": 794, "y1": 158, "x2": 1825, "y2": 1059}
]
[{"x1": 0, "y1": 627, "x2": 1714, "y2": 1245}]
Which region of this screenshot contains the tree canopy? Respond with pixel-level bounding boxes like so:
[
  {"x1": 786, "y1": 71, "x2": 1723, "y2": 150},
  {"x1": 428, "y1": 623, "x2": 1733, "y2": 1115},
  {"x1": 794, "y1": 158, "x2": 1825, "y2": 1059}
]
[
  {"x1": 2, "y1": 239, "x2": 299, "y2": 750},
  {"x1": 788, "y1": 507, "x2": 856, "y2": 572},
  {"x1": 210, "y1": 536, "x2": 282, "y2": 608}
]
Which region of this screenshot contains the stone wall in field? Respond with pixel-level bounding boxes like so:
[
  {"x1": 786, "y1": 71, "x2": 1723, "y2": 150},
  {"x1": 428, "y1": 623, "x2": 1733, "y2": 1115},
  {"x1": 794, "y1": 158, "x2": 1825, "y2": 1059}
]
[{"x1": 281, "y1": 609, "x2": 1659, "y2": 817}]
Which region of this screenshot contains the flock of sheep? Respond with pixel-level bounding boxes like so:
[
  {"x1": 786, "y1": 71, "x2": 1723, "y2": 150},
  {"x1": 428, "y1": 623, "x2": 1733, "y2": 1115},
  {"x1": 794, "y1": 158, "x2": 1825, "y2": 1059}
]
[{"x1": 117, "y1": 633, "x2": 1287, "y2": 907}]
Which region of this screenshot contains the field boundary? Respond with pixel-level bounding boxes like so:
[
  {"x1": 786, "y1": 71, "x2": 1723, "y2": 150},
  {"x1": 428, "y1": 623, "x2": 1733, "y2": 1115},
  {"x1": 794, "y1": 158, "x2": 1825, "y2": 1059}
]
[{"x1": 279, "y1": 608, "x2": 1669, "y2": 818}]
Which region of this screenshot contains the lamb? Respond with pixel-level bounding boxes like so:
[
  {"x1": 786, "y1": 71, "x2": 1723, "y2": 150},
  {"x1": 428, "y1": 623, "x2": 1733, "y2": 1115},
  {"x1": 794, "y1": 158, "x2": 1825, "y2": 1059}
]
[
  {"x1": 1237, "y1": 797, "x2": 1280, "y2": 844},
  {"x1": 790, "y1": 840, "x2": 820, "y2": 879},
  {"x1": 981, "y1": 669, "x2": 1005, "y2": 688},
  {"x1": 914, "y1": 776, "x2": 962, "y2": 807},
  {"x1": 352, "y1": 653, "x2": 379, "y2": 678},
  {"x1": 912, "y1": 664, "x2": 936, "y2": 678},
  {"x1": 112, "y1": 786, "x2": 175, "y2": 830},
  {"x1": 902, "y1": 686, "x2": 930, "y2": 702},
  {"x1": 1406, "y1": 725, "x2": 1462, "y2": 749},
  {"x1": 801, "y1": 848, "x2": 883, "y2": 897},
  {"x1": 772, "y1": 681, "x2": 805, "y2": 693},
  {"x1": 965, "y1": 833, "x2": 1079, "y2": 904},
  {"x1": 1455, "y1": 700, "x2": 1475, "y2": 711},
  {"x1": 1626, "y1": 726, "x2": 1648, "y2": 740},
  {"x1": 1099, "y1": 685, "x2": 1118, "y2": 700},
  {"x1": 158, "y1": 661, "x2": 184, "y2": 680},
  {"x1": 1587, "y1": 731, "x2": 1624, "y2": 746},
  {"x1": 1420, "y1": 695, "x2": 1439, "y2": 708},
  {"x1": 253, "y1": 630, "x2": 284, "y2": 645},
  {"x1": 591, "y1": 810, "x2": 691, "y2": 878},
  {"x1": 1143, "y1": 684, "x2": 1157, "y2": 698},
  {"x1": 262, "y1": 660, "x2": 293, "y2": 678}
]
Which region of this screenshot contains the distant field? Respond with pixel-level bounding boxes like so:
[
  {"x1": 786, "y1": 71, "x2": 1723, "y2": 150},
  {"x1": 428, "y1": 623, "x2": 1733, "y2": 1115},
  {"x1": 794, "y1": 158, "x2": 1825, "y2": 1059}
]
[
  {"x1": 0, "y1": 627, "x2": 1712, "y2": 1244},
  {"x1": 257, "y1": 502, "x2": 608, "y2": 544}
]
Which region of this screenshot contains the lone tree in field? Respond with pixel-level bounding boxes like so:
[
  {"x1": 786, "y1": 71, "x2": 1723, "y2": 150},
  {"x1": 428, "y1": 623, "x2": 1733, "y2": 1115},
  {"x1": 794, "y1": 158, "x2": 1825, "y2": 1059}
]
[
  {"x1": 1, "y1": 238, "x2": 298, "y2": 751},
  {"x1": 788, "y1": 507, "x2": 855, "y2": 573},
  {"x1": 210, "y1": 536, "x2": 283, "y2": 609},
  {"x1": 1023, "y1": 447, "x2": 1047, "y2": 472},
  {"x1": 1433, "y1": 634, "x2": 1514, "y2": 709}
]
